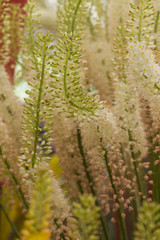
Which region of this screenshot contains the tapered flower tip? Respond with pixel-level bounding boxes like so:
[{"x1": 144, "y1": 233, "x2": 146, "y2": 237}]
[{"x1": 51, "y1": 154, "x2": 62, "y2": 179}]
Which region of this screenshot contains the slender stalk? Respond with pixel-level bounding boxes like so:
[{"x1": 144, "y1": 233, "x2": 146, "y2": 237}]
[
  {"x1": 104, "y1": 3, "x2": 110, "y2": 42},
  {"x1": 150, "y1": 136, "x2": 160, "y2": 203},
  {"x1": 130, "y1": 150, "x2": 142, "y2": 194},
  {"x1": 3, "y1": 158, "x2": 29, "y2": 210},
  {"x1": 154, "y1": 11, "x2": 160, "y2": 49},
  {"x1": 138, "y1": 0, "x2": 144, "y2": 42},
  {"x1": 120, "y1": 143, "x2": 126, "y2": 165},
  {"x1": 31, "y1": 37, "x2": 47, "y2": 168},
  {"x1": 154, "y1": 11, "x2": 159, "y2": 34},
  {"x1": 0, "y1": 147, "x2": 28, "y2": 210},
  {"x1": 157, "y1": 162, "x2": 160, "y2": 202},
  {"x1": 75, "y1": 172, "x2": 84, "y2": 194},
  {"x1": 158, "y1": 162, "x2": 160, "y2": 203},
  {"x1": 150, "y1": 146, "x2": 156, "y2": 201},
  {"x1": 77, "y1": 127, "x2": 110, "y2": 240},
  {"x1": 63, "y1": 41, "x2": 71, "y2": 99},
  {"x1": 128, "y1": 130, "x2": 143, "y2": 202},
  {"x1": 0, "y1": 200, "x2": 21, "y2": 239},
  {"x1": 77, "y1": 127, "x2": 95, "y2": 195},
  {"x1": 103, "y1": 149, "x2": 128, "y2": 240},
  {"x1": 119, "y1": 18, "x2": 127, "y2": 83},
  {"x1": 71, "y1": 0, "x2": 82, "y2": 34},
  {"x1": 120, "y1": 143, "x2": 139, "y2": 219},
  {"x1": 86, "y1": 1, "x2": 96, "y2": 40}
]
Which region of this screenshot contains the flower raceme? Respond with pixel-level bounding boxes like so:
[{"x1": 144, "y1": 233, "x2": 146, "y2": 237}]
[{"x1": 127, "y1": 40, "x2": 160, "y2": 95}]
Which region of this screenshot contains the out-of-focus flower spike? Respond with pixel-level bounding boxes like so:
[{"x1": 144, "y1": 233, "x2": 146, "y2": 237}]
[{"x1": 20, "y1": 163, "x2": 52, "y2": 240}]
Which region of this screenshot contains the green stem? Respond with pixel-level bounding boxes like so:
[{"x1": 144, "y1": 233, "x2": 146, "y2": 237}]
[
  {"x1": 3, "y1": 158, "x2": 29, "y2": 210},
  {"x1": 128, "y1": 130, "x2": 143, "y2": 202},
  {"x1": 157, "y1": 162, "x2": 160, "y2": 203},
  {"x1": 120, "y1": 143, "x2": 140, "y2": 232},
  {"x1": 75, "y1": 172, "x2": 84, "y2": 194},
  {"x1": 63, "y1": 41, "x2": 71, "y2": 99},
  {"x1": 71, "y1": 0, "x2": 82, "y2": 34},
  {"x1": 131, "y1": 151, "x2": 142, "y2": 194},
  {"x1": 121, "y1": 34, "x2": 127, "y2": 82},
  {"x1": 118, "y1": 23, "x2": 126, "y2": 83},
  {"x1": 31, "y1": 38, "x2": 47, "y2": 168},
  {"x1": 104, "y1": 3, "x2": 109, "y2": 42},
  {"x1": 154, "y1": 11, "x2": 159, "y2": 33},
  {"x1": 150, "y1": 136, "x2": 160, "y2": 203},
  {"x1": 77, "y1": 128, "x2": 96, "y2": 196},
  {"x1": 154, "y1": 11, "x2": 159, "y2": 48},
  {"x1": 77, "y1": 127, "x2": 110, "y2": 240},
  {"x1": 0, "y1": 200, "x2": 21, "y2": 239},
  {"x1": 138, "y1": 0, "x2": 144, "y2": 42},
  {"x1": 87, "y1": 1, "x2": 96, "y2": 40},
  {"x1": 103, "y1": 149, "x2": 128, "y2": 240},
  {"x1": 0, "y1": 147, "x2": 28, "y2": 210},
  {"x1": 158, "y1": 161, "x2": 160, "y2": 203},
  {"x1": 150, "y1": 146, "x2": 156, "y2": 201},
  {"x1": 120, "y1": 143, "x2": 125, "y2": 165}
]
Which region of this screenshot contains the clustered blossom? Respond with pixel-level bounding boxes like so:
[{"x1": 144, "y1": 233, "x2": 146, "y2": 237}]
[
  {"x1": 19, "y1": 161, "x2": 71, "y2": 240},
  {"x1": 50, "y1": 115, "x2": 92, "y2": 197},
  {"x1": 0, "y1": 119, "x2": 18, "y2": 207},
  {"x1": 0, "y1": 67, "x2": 23, "y2": 207},
  {"x1": 127, "y1": 41, "x2": 160, "y2": 94},
  {"x1": 113, "y1": 81, "x2": 149, "y2": 204},
  {"x1": 81, "y1": 107, "x2": 136, "y2": 216},
  {"x1": 114, "y1": 79, "x2": 148, "y2": 154},
  {"x1": 153, "y1": 134, "x2": 160, "y2": 166},
  {"x1": 19, "y1": 163, "x2": 52, "y2": 240},
  {"x1": 0, "y1": 67, "x2": 22, "y2": 149},
  {"x1": 127, "y1": 40, "x2": 160, "y2": 131}
]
